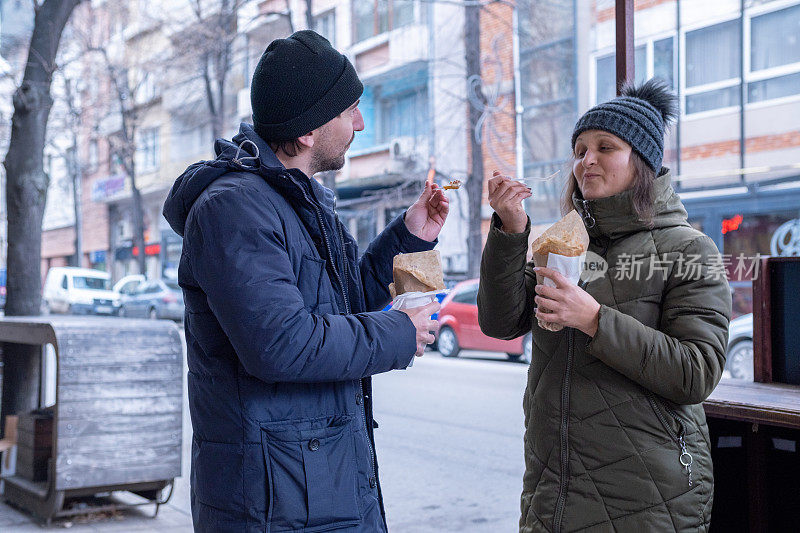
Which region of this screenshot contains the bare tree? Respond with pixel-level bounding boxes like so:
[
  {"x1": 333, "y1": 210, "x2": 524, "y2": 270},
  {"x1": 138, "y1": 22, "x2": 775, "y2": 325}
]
[
  {"x1": 185, "y1": 0, "x2": 241, "y2": 141},
  {"x1": 1, "y1": 0, "x2": 84, "y2": 435},
  {"x1": 93, "y1": 46, "x2": 150, "y2": 276}
]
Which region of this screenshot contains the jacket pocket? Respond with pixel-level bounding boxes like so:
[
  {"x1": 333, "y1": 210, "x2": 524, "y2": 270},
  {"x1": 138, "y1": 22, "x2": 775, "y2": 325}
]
[
  {"x1": 647, "y1": 392, "x2": 695, "y2": 489},
  {"x1": 261, "y1": 416, "x2": 361, "y2": 532}
]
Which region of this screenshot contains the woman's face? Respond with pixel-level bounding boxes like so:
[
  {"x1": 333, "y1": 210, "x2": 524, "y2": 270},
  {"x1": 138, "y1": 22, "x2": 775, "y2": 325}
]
[{"x1": 572, "y1": 130, "x2": 635, "y2": 200}]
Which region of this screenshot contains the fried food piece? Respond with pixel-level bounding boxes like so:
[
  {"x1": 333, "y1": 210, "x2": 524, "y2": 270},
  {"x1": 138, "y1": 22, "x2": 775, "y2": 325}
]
[{"x1": 443, "y1": 179, "x2": 462, "y2": 190}]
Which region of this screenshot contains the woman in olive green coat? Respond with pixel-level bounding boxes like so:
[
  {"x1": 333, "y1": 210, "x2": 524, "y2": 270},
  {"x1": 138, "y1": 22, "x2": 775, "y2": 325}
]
[{"x1": 478, "y1": 80, "x2": 732, "y2": 532}]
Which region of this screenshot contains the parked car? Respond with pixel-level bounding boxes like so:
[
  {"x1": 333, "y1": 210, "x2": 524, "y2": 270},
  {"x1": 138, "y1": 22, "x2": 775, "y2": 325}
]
[
  {"x1": 118, "y1": 279, "x2": 184, "y2": 321},
  {"x1": 113, "y1": 274, "x2": 145, "y2": 299},
  {"x1": 726, "y1": 313, "x2": 754, "y2": 380},
  {"x1": 436, "y1": 279, "x2": 532, "y2": 363},
  {"x1": 42, "y1": 267, "x2": 120, "y2": 315}
]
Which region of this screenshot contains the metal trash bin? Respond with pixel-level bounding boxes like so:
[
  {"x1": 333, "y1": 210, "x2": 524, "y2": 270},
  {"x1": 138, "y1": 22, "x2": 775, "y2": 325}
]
[{"x1": 0, "y1": 316, "x2": 183, "y2": 523}]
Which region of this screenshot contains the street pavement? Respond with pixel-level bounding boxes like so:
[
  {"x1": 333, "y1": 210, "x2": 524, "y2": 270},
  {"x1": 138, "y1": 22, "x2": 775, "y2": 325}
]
[{"x1": 1, "y1": 329, "x2": 529, "y2": 531}]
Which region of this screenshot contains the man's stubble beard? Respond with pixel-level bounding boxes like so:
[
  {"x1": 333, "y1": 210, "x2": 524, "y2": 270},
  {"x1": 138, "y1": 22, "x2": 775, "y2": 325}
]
[{"x1": 310, "y1": 132, "x2": 354, "y2": 175}]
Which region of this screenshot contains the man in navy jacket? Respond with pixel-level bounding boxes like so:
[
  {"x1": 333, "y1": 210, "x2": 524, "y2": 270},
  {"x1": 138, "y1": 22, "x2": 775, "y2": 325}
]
[{"x1": 163, "y1": 30, "x2": 448, "y2": 532}]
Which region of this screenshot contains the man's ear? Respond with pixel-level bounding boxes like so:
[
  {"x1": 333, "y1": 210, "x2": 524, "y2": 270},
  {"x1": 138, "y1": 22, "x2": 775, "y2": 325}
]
[{"x1": 297, "y1": 130, "x2": 314, "y2": 149}]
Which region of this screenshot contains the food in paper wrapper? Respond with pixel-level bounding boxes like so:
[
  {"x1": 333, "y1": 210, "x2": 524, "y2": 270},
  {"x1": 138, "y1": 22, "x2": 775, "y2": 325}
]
[
  {"x1": 388, "y1": 250, "x2": 446, "y2": 299},
  {"x1": 530, "y1": 210, "x2": 589, "y2": 331},
  {"x1": 443, "y1": 179, "x2": 462, "y2": 190}
]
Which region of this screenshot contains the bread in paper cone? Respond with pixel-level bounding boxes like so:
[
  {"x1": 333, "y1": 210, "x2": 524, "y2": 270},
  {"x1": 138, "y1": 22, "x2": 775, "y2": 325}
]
[
  {"x1": 389, "y1": 250, "x2": 445, "y2": 298},
  {"x1": 530, "y1": 210, "x2": 589, "y2": 331}
]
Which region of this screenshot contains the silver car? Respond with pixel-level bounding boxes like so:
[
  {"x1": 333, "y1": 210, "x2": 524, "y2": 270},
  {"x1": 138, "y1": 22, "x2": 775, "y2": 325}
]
[
  {"x1": 118, "y1": 279, "x2": 184, "y2": 321},
  {"x1": 726, "y1": 313, "x2": 754, "y2": 381}
]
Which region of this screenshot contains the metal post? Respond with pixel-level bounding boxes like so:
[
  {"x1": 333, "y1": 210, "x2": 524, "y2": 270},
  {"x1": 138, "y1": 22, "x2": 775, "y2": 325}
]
[
  {"x1": 739, "y1": 0, "x2": 746, "y2": 185},
  {"x1": 615, "y1": 0, "x2": 635, "y2": 94}
]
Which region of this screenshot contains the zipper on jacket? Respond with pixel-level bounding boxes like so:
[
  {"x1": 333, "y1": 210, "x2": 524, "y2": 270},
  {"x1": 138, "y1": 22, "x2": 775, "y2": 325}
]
[
  {"x1": 335, "y1": 218, "x2": 352, "y2": 313},
  {"x1": 646, "y1": 392, "x2": 693, "y2": 487},
  {"x1": 579, "y1": 199, "x2": 596, "y2": 228},
  {"x1": 294, "y1": 181, "x2": 351, "y2": 314},
  {"x1": 293, "y1": 177, "x2": 378, "y2": 493},
  {"x1": 553, "y1": 328, "x2": 575, "y2": 533},
  {"x1": 332, "y1": 215, "x2": 378, "y2": 487},
  {"x1": 332, "y1": 213, "x2": 378, "y2": 490}
]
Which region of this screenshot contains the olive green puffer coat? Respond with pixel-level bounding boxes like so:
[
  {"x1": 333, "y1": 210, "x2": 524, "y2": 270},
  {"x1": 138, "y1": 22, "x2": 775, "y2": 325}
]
[{"x1": 478, "y1": 171, "x2": 731, "y2": 532}]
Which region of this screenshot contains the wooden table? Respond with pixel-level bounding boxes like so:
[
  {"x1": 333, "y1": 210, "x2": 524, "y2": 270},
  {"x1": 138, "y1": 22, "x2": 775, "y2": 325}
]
[
  {"x1": 703, "y1": 378, "x2": 800, "y2": 532},
  {"x1": 705, "y1": 379, "x2": 800, "y2": 430}
]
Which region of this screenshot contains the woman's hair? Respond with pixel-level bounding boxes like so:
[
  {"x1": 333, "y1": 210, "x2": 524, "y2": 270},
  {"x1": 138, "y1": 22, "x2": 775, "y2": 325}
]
[{"x1": 561, "y1": 150, "x2": 656, "y2": 226}]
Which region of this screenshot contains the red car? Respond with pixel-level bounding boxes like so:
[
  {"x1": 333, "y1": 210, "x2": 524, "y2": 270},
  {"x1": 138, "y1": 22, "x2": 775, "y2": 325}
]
[{"x1": 436, "y1": 279, "x2": 532, "y2": 363}]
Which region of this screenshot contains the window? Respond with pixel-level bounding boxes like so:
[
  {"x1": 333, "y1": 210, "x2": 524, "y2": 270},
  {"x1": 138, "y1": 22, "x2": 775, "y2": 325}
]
[
  {"x1": 72, "y1": 276, "x2": 111, "y2": 291},
  {"x1": 452, "y1": 285, "x2": 478, "y2": 305},
  {"x1": 353, "y1": 0, "x2": 415, "y2": 43},
  {"x1": 748, "y1": 4, "x2": 800, "y2": 103},
  {"x1": 137, "y1": 127, "x2": 160, "y2": 172},
  {"x1": 685, "y1": 20, "x2": 741, "y2": 114},
  {"x1": 313, "y1": 9, "x2": 336, "y2": 45},
  {"x1": 653, "y1": 37, "x2": 675, "y2": 88},
  {"x1": 594, "y1": 45, "x2": 651, "y2": 104},
  {"x1": 378, "y1": 88, "x2": 427, "y2": 144}
]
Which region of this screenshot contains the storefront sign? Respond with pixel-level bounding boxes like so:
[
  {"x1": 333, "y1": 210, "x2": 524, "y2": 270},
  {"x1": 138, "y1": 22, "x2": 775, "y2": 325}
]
[
  {"x1": 91, "y1": 174, "x2": 127, "y2": 202},
  {"x1": 90, "y1": 250, "x2": 106, "y2": 264},
  {"x1": 771, "y1": 219, "x2": 800, "y2": 257},
  {"x1": 721, "y1": 214, "x2": 743, "y2": 235}
]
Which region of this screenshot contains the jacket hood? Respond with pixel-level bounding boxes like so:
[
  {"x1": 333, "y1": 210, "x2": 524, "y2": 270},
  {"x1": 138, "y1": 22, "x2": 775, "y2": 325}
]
[
  {"x1": 571, "y1": 169, "x2": 689, "y2": 240},
  {"x1": 163, "y1": 123, "x2": 285, "y2": 236}
]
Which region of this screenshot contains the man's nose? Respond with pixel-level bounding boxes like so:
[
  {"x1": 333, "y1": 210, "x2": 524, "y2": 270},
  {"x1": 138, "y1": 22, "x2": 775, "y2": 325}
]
[{"x1": 353, "y1": 108, "x2": 365, "y2": 132}]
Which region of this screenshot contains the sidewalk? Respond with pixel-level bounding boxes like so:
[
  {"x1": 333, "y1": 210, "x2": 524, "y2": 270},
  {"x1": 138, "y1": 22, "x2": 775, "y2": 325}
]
[{"x1": 0, "y1": 497, "x2": 193, "y2": 532}]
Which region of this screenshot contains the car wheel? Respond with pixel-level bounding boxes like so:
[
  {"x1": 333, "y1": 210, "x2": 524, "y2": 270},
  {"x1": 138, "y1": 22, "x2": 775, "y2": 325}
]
[
  {"x1": 437, "y1": 326, "x2": 460, "y2": 358},
  {"x1": 726, "y1": 340, "x2": 754, "y2": 381},
  {"x1": 149, "y1": 307, "x2": 158, "y2": 320}
]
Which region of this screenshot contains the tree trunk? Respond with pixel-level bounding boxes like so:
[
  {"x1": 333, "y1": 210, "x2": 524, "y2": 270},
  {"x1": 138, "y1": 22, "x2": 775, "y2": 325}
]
[
  {"x1": 465, "y1": 4, "x2": 485, "y2": 279},
  {"x1": 1, "y1": 0, "x2": 83, "y2": 437},
  {"x1": 130, "y1": 173, "x2": 147, "y2": 276}
]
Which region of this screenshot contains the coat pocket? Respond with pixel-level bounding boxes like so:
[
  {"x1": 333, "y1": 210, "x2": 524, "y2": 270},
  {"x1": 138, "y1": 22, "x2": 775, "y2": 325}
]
[
  {"x1": 297, "y1": 255, "x2": 325, "y2": 312},
  {"x1": 261, "y1": 416, "x2": 361, "y2": 532}
]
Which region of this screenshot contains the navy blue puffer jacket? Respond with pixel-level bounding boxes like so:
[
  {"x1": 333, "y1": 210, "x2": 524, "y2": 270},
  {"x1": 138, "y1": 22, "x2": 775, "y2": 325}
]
[{"x1": 163, "y1": 124, "x2": 434, "y2": 532}]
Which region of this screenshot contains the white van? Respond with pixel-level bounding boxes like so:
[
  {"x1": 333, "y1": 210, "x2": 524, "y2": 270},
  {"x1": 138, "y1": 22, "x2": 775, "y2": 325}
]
[{"x1": 42, "y1": 267, "x2": 120, "y2": 315}]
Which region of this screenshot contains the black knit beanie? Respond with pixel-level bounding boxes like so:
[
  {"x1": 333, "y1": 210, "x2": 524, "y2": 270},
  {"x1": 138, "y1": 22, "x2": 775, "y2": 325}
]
[
  {"x1": 571, "y1": 78, "x2": 678, "y2": 172},
  {"x1": 250, "y1": 30, "x2": 364, "y2": 141}
]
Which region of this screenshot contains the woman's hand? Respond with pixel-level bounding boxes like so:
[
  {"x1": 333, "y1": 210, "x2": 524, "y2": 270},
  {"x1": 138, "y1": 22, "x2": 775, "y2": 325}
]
[
  {"x1": 533, "y1": 267, "x2": 600, "y2": 337},
  {"x1": 488, "y1": 170, "x2": 531, "y2": 234}
]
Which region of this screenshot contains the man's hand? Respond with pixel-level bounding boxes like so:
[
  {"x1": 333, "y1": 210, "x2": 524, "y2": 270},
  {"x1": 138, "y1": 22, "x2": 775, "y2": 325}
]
[
  {"x1": 533, "y1": 267, "x2": 600, "y2": 337},
  {"x1": 488, "y1": 170, "x2": 531, "y2": 234},
  {"x1": 400, "y1": 300, "x2": 441, "y2": 357},
  {"x1": 404, "y1": 181, "x2": 450, "y2": 242}
]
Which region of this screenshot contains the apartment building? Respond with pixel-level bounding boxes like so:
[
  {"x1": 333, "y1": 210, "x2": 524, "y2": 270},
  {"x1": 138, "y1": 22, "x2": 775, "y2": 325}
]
[
  {"x1": 237, "y1": 0, "x2": 471, "y2": 277},
  {"x1": 482, "y1": 0, "x2": 800, "y2": 316},
  {"x1": 35, "y1": 0, "x2": 472, "y2": 283}
]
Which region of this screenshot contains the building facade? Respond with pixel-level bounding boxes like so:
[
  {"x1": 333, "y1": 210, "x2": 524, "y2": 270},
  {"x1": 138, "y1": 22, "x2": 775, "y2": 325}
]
[
  {"x1": 36, "y1": 0, "x2": 472, "y2": 287},
  {"x1": 480, "y1": 0, "x2": 800, "y2": 318}
]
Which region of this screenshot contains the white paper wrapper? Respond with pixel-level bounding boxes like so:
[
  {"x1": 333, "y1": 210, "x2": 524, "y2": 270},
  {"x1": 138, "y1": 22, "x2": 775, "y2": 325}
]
[
  {"x1": 538, "y1": 253, "x2": 584, "y2": 331},
  {"x1": 544, "y1": 253, "x2": 585, "y2": 287},
  {"x1": 390, "y1": 289, "x2": 449, "y2": 367}
]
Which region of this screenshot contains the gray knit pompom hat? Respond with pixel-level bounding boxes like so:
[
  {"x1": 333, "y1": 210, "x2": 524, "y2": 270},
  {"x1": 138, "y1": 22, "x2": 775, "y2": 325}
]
[{"x1": 571, "y1": 78, "x2": 678, "y2": 172}]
